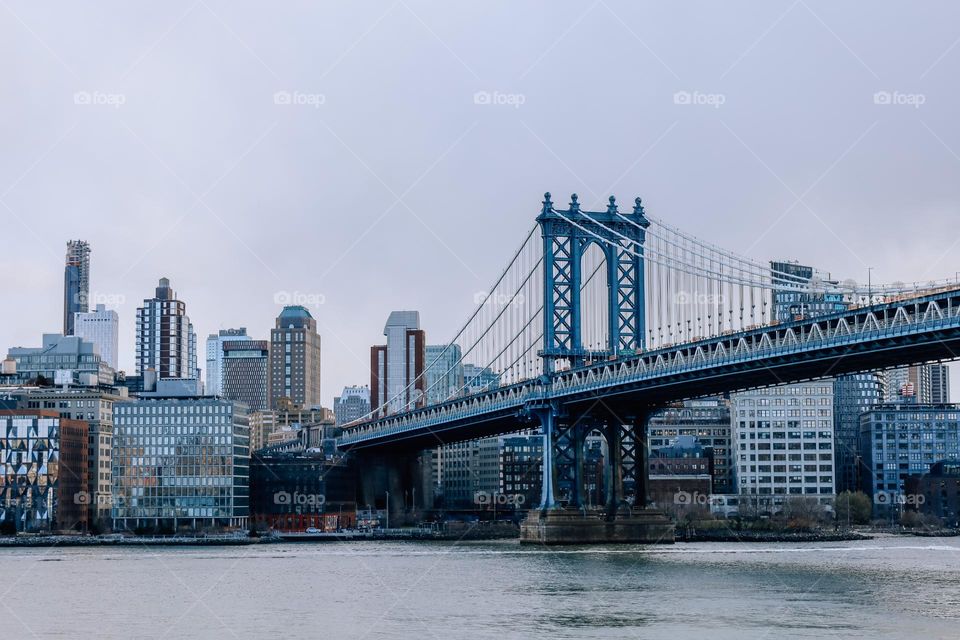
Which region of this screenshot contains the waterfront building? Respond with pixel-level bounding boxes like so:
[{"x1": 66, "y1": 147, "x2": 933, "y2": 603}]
[
  {"x1": 499, "y1": 434, "x2": 542, "y2": 507},
  {"x1": 74, "y1": 303, "x2": 119, "y2": 371},
  {"x1": 111, "y1": 393, "x2": 250, "y2": 531},
  {"x1": 63, "y1": 240, "x2": 90, "y2": 336},
  {"x1": 732, "y1": 381, "x2": 836, "y2": 508},
  {"x1": 859, "y1": 402, "x2": 960, "y2": 517},
  {"x1": 15, "y1": 387, "x2": 128, "y2": 528},
  {"x1": 904, "y1": 459, "x2": 960, "y2": 526},
  {"x1": 648, "y1": 399, "x2": 732, "y2": 492},
  {"x1": 135, "y1": 278, "x2": 198, "y2": 381},
  {"x1": 222, "y1": 339, "x2": 270, "y2": 412},
  {"x1": 269, "y1": 306, "x2": 322, "y2": 410},
  {"x1": 249, "y1": 448, "x2": 356, "y2": 532},
  {"x1": 205, "y1": 328, "x2": 250, "y2": 397},
  {"x1": 370, "y1": 311, "x2": 425, "y2": 416},
  {"x1": 333, "y1": 385, "x2": 371, "y2": 427},
  {"x1": 833, "y1": 373, "x2": 884, "y2": 493},
  {"x1": 6, "y1": 333, "x2": 115, "y2": 386},
  {"x1": 0, "y1": 409, "x2": 88, "y2": 532}
]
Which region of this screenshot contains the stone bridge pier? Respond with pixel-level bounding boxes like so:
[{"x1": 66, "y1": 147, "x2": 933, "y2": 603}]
[{"x1": 520, "y1": 404, "x2": 674, "y2": 544}]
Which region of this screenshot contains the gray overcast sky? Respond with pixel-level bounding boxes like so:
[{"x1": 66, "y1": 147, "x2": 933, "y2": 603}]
[{"x1": 3, "y1": 1, "x2": 960, "y2": 406}]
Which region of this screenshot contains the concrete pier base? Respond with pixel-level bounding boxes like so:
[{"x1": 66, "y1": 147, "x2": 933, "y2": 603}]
[{"x1": 519, "y1": 508, "x2": 674, "y2": 545}]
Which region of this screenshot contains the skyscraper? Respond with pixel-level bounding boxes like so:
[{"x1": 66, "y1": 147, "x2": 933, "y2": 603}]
[
  {"x1": 222, "y1": 340, "x2": 270, "y2": 411},
  {"x1": 74, "y1": 303, "x2": 119, "y2": 371},
  {"x1": 370, "y1": 311, "x2": 425, "y2": 416},
  {"x1": 205, "y1": 328, "x2": 250, "y2": 397},
  {"x1": 931, "y1": 363, "x2": 951, "y2": 404},
  {"x1": 269, "y1": 306, "x2": 322, "y2": 410},
  {"x1": 135, "y1": 278, "x2": 198, "y2": 381},
  {"x1": 63, "y1": 240, "x2": 90, "y2": 336}
]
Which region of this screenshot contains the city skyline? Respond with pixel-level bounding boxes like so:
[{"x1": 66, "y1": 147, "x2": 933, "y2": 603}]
[{"x1": 4, "y1": 4, "x2": 960, "y2": 407}]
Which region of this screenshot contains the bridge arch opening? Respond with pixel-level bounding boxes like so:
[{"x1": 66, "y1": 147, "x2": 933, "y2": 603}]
[{"x1": 580, "y1": 240, "x2": 611, "y2": 359}]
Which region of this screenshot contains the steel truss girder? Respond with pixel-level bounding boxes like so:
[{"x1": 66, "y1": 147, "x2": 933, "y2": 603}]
[{"x1": 538, "y1": 193, "x2": 649, "y2": 371}]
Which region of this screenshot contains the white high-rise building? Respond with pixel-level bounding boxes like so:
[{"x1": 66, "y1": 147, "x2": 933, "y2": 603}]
[
  {"x1": 732, "y1": 381, "x2": 836, "y2": 511},
  {"x1": 74, "y1": 303, "x2": 119, "y2": 371},
  {"x1": 205, "y1": 328, "x2": 250, "y2": 397}
]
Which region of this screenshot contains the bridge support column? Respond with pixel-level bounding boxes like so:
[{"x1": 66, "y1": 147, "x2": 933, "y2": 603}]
[
  {"x1": 629, "y1": 412, "x2": 652, "y2": 509},
  {"x1": 520, "y1": 405, "x2": 673, "y2": 544},
  {"x1": 604, "y1": 421, "x2": 623, "y2": 519},
  {"x1": 534, "y1": 407, "x2": 558, "y2": 511}
]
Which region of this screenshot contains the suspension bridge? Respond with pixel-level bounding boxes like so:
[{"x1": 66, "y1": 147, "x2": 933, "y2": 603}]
[{"x1": 340, "y1": 192, "x2": 960, "y2": 543}]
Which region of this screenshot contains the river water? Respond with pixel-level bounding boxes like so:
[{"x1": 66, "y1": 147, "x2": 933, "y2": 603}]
[{"x1": 0, "y1": 536, "x2": 957, "y2": 639}]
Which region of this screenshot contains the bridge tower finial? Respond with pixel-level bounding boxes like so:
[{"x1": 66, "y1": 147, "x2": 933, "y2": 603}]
[
  {"x1": 569, "y1": 193, "x2": 580, "y2": 213},
  {"x1": 542, "y1": 192, "x2": 553, "y2": 214},
  {"x1": 607, "y1": 195, "x2": 618, "y2": 214},
  {"x1": 633, "y1": 196, "x2": 651, "y2": 227}
]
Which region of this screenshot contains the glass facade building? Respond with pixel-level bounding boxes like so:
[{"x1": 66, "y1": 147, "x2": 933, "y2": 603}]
[
  {"x1": 111, "y1": 397, "x2": 249, "y2": 531},
  {"x1": 860, "y1": 402, "x2": 960, "y2": 516},
  {"x1": 0, "y1": 410, "x2": 88, "y2": 532}
]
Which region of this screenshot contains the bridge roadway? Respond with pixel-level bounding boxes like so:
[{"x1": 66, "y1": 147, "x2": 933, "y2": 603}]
[{"x1": 340, "y1": 287, "x2": 960, "y2": 452}]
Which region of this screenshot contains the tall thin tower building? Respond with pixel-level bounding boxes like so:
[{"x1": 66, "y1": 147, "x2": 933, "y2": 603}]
[
  {"x1": 370, "y1": 311, "x2": 425, "y2": 416},
  {"x1": 269, "y1": 306, "x2": 322, "y2": 410},
  {"x1": 63, "y1": 240, "x2": 91, "y2": 336},
  {"x1": 135, "y1": 278, "x2": 198, "y2": 380}
]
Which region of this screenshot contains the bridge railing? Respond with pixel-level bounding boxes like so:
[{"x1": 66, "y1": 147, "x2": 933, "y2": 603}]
[
  {"x1": 553, "y1": 290, "x2": 960, "y2": 397},
  {"x1": 342, "y1": 290, "x2": 960, "y2": 446}
]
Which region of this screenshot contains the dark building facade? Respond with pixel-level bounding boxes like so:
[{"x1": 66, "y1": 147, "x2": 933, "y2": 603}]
[
  {"x1": 222, "y1": 339, "x2": 270, "y2": 412},
  {"x1": 905, "y1": 459, "x2": 960, "y2": 526},
  {"x1": 249, "y1": 450, "x2": 356, "y2": 531}
]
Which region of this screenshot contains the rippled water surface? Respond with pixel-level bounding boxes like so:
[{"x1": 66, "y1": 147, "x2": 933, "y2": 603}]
[{"x1": 1, "y1": 536, "x2": 958, "y2": 639}]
